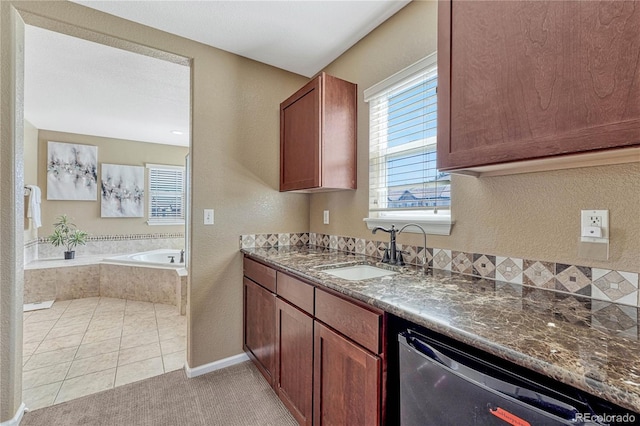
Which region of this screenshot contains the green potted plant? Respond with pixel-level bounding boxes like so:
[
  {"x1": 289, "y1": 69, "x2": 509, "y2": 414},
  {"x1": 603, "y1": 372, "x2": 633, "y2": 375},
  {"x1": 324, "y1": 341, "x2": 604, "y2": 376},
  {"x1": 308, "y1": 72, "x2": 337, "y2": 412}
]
[{"x1": 47, "y1": 214, "x2": 88, "y2": 259}]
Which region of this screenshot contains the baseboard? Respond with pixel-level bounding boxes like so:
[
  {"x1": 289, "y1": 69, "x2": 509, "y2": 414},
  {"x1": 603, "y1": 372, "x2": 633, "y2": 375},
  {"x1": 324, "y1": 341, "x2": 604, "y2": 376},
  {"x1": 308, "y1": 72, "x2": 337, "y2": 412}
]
[
  {"x1": 184, "y1": 353, "x2": 249, "y2": 378},
  {"x1": 0, "y1": 403, "x2": 26, "y2": 426}
]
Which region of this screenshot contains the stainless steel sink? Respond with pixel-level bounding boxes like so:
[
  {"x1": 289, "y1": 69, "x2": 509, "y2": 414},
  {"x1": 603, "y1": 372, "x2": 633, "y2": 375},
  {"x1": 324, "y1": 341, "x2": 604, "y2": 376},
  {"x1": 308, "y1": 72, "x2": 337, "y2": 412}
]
[{"x1": 321, "y1": 265, "x2": 397, "y2": 281}]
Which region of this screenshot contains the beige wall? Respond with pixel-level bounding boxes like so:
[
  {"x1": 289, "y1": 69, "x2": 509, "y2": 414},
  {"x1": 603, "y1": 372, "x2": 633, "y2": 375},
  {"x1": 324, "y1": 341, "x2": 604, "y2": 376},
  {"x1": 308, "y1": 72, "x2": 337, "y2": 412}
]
[
  {"x1": 36, "y1": 130, "x2": 188, "y2": 237},
  {"x1": 1, "y1": 1, "x2": 309, "y2": 418},
  {"x1": 312, "y1": 0, "x2": 640, "y2": 273}
]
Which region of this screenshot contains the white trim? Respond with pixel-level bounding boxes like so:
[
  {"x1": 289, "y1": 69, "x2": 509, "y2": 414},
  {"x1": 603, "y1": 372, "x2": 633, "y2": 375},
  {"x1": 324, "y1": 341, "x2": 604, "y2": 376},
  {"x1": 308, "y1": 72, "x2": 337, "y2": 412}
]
[
  {"x1": 364, "y1": 216, "x2": 453, "y2": 236},
  {"x1": 364, "y1": 52, "x2": 437, "y2": 102},
  {"x1": 145, "y1": 163, "x2": 185, "y2": 170},
  {"x1": 146, "y1": 220, "x2": 185, "y2": 226},
  {"x1": 184, "y1": 353, "x2": 249, "y2": 378},
  {"x1": 1, "y1": 403, "x2": 26, "y2": 426}
]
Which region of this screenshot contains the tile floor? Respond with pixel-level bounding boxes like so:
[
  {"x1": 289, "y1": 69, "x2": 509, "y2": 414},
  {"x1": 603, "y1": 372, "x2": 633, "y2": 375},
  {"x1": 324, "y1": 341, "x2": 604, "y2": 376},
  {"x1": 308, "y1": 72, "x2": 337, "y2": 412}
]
[{"x1": 22, "y1": 297, "x2": 186, "y2": 410}]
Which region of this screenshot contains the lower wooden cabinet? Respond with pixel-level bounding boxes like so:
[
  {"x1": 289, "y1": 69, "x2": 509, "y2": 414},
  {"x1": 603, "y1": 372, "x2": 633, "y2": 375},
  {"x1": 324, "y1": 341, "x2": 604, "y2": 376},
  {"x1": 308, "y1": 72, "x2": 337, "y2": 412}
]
[
  {"x1": 243, "y1": 277, "x2": 276, "y2": 385},
  {"x1": 243, "y1": 256, "x2": 384, "y2": 425},
  {"x1": 275, "y1": 298, "x2": 314, "y2": 426},
  {"x1": 313, "y1": 321, "x2": 381, "y2": 426}
]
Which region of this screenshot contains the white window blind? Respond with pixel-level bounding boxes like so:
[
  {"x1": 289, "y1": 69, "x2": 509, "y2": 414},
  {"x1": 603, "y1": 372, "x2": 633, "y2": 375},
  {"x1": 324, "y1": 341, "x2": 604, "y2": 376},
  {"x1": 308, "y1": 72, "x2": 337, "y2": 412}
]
[
  {"x1": 147, "y1": 164, "x2": 185, "y2": 225},
  {"x1": 366, "y1": 54, "x2": 450, "y2": 217}
]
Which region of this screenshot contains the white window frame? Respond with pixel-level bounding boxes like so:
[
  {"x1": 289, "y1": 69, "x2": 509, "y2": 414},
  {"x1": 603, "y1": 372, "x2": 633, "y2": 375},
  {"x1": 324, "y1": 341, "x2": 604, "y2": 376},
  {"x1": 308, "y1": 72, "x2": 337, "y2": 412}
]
[
  {"x1": 146, "y1": 163, "x2": 185, "y2": 226},
  {"x1": 363, "y1": 53, "x2": 453, "y2": 235}
]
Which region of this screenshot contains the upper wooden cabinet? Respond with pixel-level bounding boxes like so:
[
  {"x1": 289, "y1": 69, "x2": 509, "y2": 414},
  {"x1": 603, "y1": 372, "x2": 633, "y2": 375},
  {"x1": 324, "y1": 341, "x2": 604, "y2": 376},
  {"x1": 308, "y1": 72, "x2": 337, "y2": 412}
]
[
  {"x1": 280, "y1": 72, "x2": 357, "y2": 191},
  {"x1": 437, "y1": 0, "x2": 640, "y2": 174}
]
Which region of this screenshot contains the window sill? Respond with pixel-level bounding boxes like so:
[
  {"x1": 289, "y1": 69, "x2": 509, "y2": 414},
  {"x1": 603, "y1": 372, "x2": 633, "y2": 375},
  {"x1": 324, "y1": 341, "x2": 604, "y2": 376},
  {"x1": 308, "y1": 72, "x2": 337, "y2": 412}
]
[
  {"x1": 147, "y1": 221, "x2": 185, "y2": 226},
  {"x1": 363, "y1": 215, "x2": 453, "y2": 236}
]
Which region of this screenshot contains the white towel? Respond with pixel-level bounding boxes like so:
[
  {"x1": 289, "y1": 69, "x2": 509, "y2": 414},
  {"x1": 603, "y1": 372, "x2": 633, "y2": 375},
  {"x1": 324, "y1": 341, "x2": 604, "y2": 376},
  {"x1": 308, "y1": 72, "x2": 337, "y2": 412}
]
[{"x1": 26, "y1": 185, "x2": 42, "y2": 228}]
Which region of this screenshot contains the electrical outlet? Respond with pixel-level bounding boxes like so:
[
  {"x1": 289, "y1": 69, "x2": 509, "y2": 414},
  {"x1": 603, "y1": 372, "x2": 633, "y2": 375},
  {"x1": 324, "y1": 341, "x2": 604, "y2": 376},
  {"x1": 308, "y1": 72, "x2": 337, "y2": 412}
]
[
  {"x1": 323, "y1": 210, "x2": 330, "y2": 225},
  {"x1": 580, "y1": 210, "x2": 608, "y2": 243},
  {"x1": 588, "y1": 215, "x2": 602, "y2": 227}
]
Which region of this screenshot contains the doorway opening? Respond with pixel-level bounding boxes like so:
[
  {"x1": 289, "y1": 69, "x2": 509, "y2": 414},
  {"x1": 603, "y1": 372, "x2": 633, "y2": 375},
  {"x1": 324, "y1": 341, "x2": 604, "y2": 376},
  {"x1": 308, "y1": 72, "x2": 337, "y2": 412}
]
[{"x1": 18, "y1": 16, "x2": 192, "y2": 410}]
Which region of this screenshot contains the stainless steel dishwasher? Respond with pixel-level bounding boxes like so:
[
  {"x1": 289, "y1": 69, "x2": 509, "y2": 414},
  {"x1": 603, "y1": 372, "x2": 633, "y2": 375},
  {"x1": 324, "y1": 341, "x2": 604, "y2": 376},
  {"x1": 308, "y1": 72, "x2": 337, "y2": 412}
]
[{"x1": 398, "y1": 330, "x2": 635, "y2": 426}]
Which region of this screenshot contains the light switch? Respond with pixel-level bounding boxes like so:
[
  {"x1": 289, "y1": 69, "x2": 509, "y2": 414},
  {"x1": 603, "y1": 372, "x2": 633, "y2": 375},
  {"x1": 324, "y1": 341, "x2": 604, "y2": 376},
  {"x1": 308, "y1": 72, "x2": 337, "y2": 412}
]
[
  {"x1": 323, "y1": 210, "x2": 329, "y2": 225},
  {"x1": 204, "y1": 209, "x2": 214, "y2": 225}
]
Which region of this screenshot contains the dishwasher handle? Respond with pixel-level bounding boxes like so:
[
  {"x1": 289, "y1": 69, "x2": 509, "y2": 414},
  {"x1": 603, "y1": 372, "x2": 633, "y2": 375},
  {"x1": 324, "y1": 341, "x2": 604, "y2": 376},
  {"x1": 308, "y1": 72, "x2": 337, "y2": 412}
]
[
  {"x1": 404, "y1": 332, "x2": 457, "y2": 369},
  {"x1": 400, "y1": 331, "x2": 589, "y2": 423}
]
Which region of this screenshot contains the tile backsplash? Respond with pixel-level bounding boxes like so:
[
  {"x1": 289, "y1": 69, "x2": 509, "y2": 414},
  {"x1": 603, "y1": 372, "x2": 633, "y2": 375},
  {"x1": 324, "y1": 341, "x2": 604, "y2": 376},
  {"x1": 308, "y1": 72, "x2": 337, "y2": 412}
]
[{"x1": 240, "y1": 232, "x2": 640, "y2": 308}]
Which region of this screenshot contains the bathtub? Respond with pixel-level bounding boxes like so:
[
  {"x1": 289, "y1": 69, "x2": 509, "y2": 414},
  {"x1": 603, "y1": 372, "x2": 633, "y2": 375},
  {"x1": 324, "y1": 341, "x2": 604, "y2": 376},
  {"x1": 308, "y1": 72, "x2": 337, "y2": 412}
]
[
  {"x1": 105, "y1": 249, "x2": 185, "y2": 268},
  {"x1": 24, "y1": 249, "x2": 188, "y2": 315},
  {"x1": 101, "y1": 249, "x2": 187, "y2": 314}
]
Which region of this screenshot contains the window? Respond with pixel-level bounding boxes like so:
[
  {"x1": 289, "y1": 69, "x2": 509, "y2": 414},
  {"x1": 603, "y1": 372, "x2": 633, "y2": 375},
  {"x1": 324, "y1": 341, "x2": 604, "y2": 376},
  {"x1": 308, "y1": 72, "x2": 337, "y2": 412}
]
[
  {"x1": 364, "y1": 53, "x2": 452, "y2": 235},
  {"x1": 146, "y1": 164, "x2": 185, "y2": 225}
]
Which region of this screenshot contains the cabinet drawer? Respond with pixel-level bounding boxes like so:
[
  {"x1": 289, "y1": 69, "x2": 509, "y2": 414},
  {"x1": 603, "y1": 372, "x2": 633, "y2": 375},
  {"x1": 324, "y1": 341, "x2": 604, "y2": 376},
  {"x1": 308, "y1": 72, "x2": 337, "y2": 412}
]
[
  {"x1": 315, "y1": 289, "x2": 382, "y2": 354},
  {"x1": 277, "y1": 272, "x2": 314, "y2": 315},
  {"x1": 244, "y1": 257, "x2": 276, "y2": 293}
]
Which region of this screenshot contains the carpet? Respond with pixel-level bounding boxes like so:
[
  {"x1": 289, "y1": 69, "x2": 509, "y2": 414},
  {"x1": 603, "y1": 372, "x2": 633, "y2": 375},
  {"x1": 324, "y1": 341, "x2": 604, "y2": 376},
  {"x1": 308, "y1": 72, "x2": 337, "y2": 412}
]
[{"x1": 22, "y1": 361, "x2": 297, "y2": 426}]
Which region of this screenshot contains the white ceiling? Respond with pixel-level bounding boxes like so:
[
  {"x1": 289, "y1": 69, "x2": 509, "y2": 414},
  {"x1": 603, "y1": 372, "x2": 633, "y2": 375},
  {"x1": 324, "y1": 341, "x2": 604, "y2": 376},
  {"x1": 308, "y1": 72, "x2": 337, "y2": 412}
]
[
  {"x1": 24, "y1": 1, "x2": 409, "y2": 147},
  {"x1": 25, "y1": 25, "x2": 191, "y2": 146}
]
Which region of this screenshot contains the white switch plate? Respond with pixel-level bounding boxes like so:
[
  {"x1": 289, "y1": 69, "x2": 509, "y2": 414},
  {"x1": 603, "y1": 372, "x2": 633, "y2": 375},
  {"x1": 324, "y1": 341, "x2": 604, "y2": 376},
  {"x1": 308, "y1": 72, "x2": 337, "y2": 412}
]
[
  {"x1": 204, "y1": 209, "x2": 214, "y2": 225},
  {"x1": 323, "y1": 210, "x2": 329, "y2": 225},
  {"x1": 580, "y1": 209, "x2": 608, "y2": 242}
]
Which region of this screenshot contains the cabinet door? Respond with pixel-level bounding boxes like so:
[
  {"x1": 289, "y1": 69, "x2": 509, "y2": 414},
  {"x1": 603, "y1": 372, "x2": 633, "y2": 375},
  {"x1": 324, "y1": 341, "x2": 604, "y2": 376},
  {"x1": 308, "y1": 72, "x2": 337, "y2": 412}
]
[
  {"x1": 243, "y1": 277, "x2": 276, "y2": 386},
  {"x1": 437, "y1": 0, "x2": 640, "y2": 171},
  {"x1": 275, "y1": 298, "x2": 314, "y2": 426},
  {"x1": 314, "y1": 321, "x2": 381, "y2": 426},
  {"x1": 280, "y1": 77, "x2": 321, "y2": 191}
]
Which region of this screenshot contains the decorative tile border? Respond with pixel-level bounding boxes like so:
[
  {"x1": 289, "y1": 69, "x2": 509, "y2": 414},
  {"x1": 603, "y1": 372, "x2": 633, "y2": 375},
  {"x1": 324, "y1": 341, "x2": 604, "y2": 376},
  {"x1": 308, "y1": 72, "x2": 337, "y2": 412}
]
[
  {"x1": 37, "y1": 232, "x2": 184, "y2": 243},
  {"x1": 473, "y1": 254, "x2": 496, "y2": 279},
  {"x1": 240, "y1": 233, "x2": 309, "y2": 250},
  {"x1": 523, "y1": 260, "x2": 555, "y2": 289},
  {"x1": 452, "y1": 251, "x2": 473, "y2": 274},
  {"x1": 432, "y1": 249, "x2": 451, "y2": 271},
  {"x1": 592, "y1": 269, "x2": 639, "y2": 306},
  {"x1": 239, "y1": 232, "x2": 640, "y2": 307},
  {"x1": 495, "y1": 256, "x2": 523, "y2": 284},
  {"x1": 555, "y1": 263, "x2": 592, "y2": 296}
]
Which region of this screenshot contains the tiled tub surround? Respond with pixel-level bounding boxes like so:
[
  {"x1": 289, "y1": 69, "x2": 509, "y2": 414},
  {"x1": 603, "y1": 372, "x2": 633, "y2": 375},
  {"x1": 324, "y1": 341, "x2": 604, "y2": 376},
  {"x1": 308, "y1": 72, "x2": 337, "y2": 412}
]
[
  {"x1": 242, "y1": 245, "x2": 640, "y2": 414},
  {"x1": 240, "y1": 233, "x2": 640, "y2": 307},
  {"x1": 36, "y1": 233, "x2": 185, "y2": 260},
  {"x1": 24, "y1": 238, "x2": 38, "y2": 265},
  {"x1": 24, "y1": 258, "x2": 187, "y2": 315},
  {"x1": 100, "y1": 264, "x2": 187, "y2": 315}
]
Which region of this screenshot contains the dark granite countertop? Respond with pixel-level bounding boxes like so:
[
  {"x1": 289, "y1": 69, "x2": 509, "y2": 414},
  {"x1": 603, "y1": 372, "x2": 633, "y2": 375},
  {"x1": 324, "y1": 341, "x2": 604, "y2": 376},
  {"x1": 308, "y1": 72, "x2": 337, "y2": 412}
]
[{"x1": 242, "y1": 245, "x2": 640, "y2": 414}]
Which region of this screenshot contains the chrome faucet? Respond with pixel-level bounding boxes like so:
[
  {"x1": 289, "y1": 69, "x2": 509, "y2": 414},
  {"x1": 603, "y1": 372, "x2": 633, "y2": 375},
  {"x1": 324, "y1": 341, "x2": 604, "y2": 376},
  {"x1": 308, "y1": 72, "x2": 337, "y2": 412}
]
[
  {"x1": 397, "y1": 223, "x2": 428, "y2": 269},
  {"x1": 179, "y1": 249, "x2": 185, "y2": 264},
  {"x1": 372, "y1": 225, "x2": 401, "y2": 265}
]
